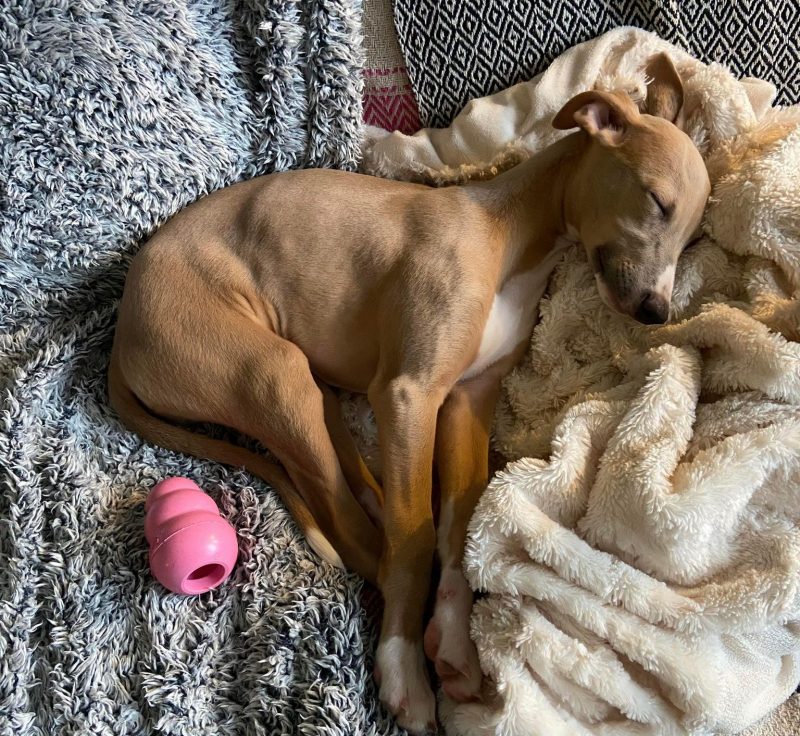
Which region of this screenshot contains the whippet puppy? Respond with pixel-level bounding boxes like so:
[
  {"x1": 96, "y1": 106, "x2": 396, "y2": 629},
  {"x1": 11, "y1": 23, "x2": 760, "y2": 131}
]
[{"x1": 109, "y1": 54, "x2": 710, "y2": 733}]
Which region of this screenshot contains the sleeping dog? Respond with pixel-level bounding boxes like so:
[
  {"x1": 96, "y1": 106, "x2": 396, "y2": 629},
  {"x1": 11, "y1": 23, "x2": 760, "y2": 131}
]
[{"x1": 109, "y1": 54, "x2": 709, "y2": 732}]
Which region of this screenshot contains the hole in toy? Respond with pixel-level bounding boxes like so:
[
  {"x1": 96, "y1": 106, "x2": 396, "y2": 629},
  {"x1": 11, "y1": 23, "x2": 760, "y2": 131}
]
[{"x1": 183, "y1": 564, "x2": 226, "y2": 593}]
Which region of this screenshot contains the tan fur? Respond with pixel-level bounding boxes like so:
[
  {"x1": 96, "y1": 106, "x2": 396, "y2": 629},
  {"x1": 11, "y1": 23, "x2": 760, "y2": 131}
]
[{"x1": 109, "y1": 57, "x2": 709, "y2": 733}]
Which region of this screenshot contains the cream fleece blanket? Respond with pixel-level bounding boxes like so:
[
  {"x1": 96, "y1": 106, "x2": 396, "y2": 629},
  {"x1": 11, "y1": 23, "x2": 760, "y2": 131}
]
[{"x1": 360, "y1": 28, "x2": 800, "y2": 735}]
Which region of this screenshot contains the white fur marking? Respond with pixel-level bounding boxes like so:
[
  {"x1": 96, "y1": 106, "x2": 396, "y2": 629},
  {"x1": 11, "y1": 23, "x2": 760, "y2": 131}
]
[
  {"x1": 306, "y1": 527, "x2": 343, "y2": 569},
  {"x1": 429, "y1": 564, "x2": 482, "y2": 699},
  {"x1": 435, "y1": 565, "x2": 473, "y2": 626},
  {"x1": 654, "y1": 264, "x2": 676, "y2": 302},
  {"x1": 376, "y1": 636, "x2": 435, "y2": 732},
  {"x1": 462, "y1": 244, "x2": 567, "y2": 381}
]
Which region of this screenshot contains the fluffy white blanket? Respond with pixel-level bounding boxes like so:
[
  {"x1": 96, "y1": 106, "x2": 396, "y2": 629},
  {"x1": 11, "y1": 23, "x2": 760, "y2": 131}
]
[{"x1": 361, "y1": 27, "x2": 800, "y2": 735}]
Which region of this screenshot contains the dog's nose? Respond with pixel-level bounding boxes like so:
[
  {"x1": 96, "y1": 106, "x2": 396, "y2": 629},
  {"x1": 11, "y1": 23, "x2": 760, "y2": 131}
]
[{"x1": 634, "y1": 292, "x2": 669, "y2": 325}]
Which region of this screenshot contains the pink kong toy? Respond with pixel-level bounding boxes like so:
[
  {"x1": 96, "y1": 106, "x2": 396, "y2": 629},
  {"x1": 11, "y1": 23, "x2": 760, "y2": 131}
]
[{"x1": 144, "y1": 477, "x2": 238, "y2": 595}]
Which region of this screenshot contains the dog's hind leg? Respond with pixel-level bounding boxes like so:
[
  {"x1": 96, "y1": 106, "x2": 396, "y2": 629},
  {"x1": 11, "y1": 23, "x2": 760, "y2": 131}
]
[
  {"x1": 317, "y1": 380, "x2": 384, "y2": 528},
  {"x1": 117, "y1": 308, "x2": 382, "y2": 584},
  {"x1": 230, "y1": 330, "x2": 383, "y2": 583}
]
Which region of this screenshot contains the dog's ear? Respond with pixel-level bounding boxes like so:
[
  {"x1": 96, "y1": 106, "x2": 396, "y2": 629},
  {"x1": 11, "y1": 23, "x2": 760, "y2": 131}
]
[
  {"x1": 552, "y1": 90, "x2": 637, "y2": 146},
  {"x1": 644, "y1": 52, "x2": 684, "y2": 124}
]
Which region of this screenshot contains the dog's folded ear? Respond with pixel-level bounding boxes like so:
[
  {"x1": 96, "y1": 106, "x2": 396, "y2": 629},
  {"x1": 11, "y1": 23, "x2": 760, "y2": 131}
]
[
  {"x1": 552, "y1": 90, "x2": 638, "y2": 146},
  {"x1": 644, "y1": 52, "x2": 684, "y2": 125}
]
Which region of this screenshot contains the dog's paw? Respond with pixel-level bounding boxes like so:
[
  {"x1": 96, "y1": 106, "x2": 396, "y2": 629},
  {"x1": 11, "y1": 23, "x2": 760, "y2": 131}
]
[
  {"x1": 375, "y1": 636, "x2": 437, "y2": 734},
  {"x1": 423, "y1": 566, "x2": 483, "y2": 703}
]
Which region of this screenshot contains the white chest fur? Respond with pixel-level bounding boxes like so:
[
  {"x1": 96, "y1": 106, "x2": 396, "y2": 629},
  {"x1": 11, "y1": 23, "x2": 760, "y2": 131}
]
[{"x1": 461, "y1": 242, "x2": 568, "y2": 381}]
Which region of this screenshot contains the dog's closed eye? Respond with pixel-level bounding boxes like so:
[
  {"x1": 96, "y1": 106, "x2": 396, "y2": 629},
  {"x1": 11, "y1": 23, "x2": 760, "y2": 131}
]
[{"x1": 649, "y1": 190, "x2": 671, "y2": 218}]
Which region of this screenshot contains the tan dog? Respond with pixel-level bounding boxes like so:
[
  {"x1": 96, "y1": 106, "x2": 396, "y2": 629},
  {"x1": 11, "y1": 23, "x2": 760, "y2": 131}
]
[{"x1": 109, "y1": 55, "x2": 709, "y2": 733}]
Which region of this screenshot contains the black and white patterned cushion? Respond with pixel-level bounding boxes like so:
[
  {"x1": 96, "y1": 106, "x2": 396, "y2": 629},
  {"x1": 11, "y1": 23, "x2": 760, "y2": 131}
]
[{"x1": 393, "y1": 0, "x2": 800, "y2": 128}]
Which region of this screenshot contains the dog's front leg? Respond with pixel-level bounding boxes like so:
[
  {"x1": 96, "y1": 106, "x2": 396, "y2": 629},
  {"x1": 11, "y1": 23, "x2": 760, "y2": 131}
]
[{"x1": 369, "y1": 376, "x2": 442, "y2": 734}]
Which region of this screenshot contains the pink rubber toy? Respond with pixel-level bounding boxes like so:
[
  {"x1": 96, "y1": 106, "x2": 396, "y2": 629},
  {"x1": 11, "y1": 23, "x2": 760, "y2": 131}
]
[{"x1": 144, "y1": 477, "x2": 238, "y2": 595}]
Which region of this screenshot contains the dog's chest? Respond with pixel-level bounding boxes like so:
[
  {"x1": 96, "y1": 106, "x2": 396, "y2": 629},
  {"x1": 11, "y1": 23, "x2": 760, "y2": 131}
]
[{"x1": 461, "y1": 245, "x2": 567, "y2": 381}]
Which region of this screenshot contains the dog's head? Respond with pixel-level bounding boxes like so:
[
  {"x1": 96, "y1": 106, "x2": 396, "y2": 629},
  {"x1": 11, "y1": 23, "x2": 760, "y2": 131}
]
[{"x1": 553, "y1": 54, "x2": 710, "y2": 324}]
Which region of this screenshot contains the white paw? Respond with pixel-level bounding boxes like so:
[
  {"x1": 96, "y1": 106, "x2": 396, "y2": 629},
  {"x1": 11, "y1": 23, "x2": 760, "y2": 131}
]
[
  {"x1": 423, "y1": 566, "x2": 482, "y2": 703},
  {"x1": 375, "y1": 636, "x2": 437, "y2": 734}
]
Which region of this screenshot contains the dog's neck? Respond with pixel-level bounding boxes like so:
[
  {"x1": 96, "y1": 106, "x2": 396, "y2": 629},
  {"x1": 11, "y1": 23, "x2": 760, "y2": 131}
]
[{"x1": 466, "y1": 133, "x2": 586, "y2": 282}]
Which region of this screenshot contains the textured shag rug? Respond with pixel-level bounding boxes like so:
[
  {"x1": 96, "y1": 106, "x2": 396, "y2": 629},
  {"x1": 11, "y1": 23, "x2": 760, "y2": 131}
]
[{"x1": 0, "y1": 2, "x2": 401, "y2": 734}]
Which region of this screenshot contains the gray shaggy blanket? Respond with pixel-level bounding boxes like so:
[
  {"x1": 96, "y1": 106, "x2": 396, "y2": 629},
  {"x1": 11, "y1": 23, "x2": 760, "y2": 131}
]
[{"x1": 0, "y1": 2, "x2": 399, "y2": 734}]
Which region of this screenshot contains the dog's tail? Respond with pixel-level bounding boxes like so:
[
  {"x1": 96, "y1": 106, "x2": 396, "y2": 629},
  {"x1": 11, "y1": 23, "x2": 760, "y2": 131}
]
[{"x1": 107, "y1": 347, "x2": 343, "y2": 569}]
